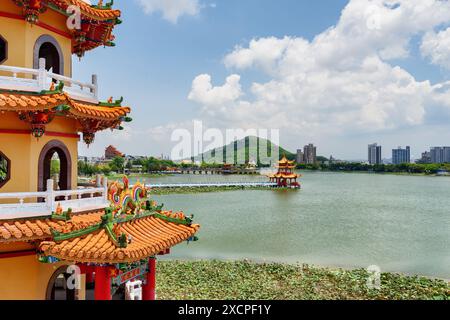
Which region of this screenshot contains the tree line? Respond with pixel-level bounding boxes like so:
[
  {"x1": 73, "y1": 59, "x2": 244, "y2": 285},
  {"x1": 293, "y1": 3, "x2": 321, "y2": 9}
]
[
  {"x1": 297, "y1": 162, "x2": 450, "y2": 174},
  {"x1": 78, "y1": 157, "x2": 178, "y2": 176}
]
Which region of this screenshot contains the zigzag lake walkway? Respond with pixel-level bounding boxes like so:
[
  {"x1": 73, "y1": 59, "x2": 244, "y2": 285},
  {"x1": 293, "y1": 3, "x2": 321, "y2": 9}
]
[{"x1": 147, "y1": 182, "x2": 278, "y2": 188}]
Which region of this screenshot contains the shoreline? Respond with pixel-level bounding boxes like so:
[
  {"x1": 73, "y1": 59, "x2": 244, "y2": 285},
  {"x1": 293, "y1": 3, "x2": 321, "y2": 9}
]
[
  {"x1": 157, "y1": 260, "x2": 449, "y2": 300},
  {"x1": 297, "y1": 169, "x2": 448, "y2": 177}
]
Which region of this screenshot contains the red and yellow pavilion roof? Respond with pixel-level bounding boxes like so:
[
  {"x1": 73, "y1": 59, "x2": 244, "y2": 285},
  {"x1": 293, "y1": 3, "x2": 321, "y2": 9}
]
[
  {"x1": 56, "y1": 0, "x2": 121, "y2": 20},
  {"x1": 276, "y1": 156, "x2": 296, "y2": 168},
  {"x1": 12, "y1": 0, "x2": 123, "y2": 56},
  {"x1": 0, "y1": 180, "x2": 201, "y2": 264},
  {"x1": 39, "y1": 212, "x2": 200, "y2": 263},
  {"x1": 268, "y1": 173, "x2": 299, "y2": 179},
  {"x1": 0, "y1": 209, "x2": 200, "y2": 264},
  {"x1": 0, "y1": 85, "x2": 131, "y2": 144}
]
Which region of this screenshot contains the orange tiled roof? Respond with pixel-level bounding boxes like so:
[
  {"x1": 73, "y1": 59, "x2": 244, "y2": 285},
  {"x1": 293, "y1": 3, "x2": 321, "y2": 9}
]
[
  {"x1": 51, "y1": 0, "x2": 121, "y2": 20},
  {"x1": 0, "y1": 211, "x2": 103, "y2": 243},
  {"x1": 276, "y1": 165, "x2": 296, "y2": 169},
  {"x1": 0, "y1": 91, "x2": 130, "y2": 122},
  {"x1": 39, "y1": 215, "x2": 200, "y2": 264},
  {"x1": 1, "y1": 208, "x2": 200, "y2": 264},
  {"x1": 71, "y1": 100, "x2": 130, "y2": 120},
  {"x1": 269, "y1": 173, "x2": 299, "y2": 179},
  {"x1": 278, "y1": 156, "x2": 295, "y2": 166}
]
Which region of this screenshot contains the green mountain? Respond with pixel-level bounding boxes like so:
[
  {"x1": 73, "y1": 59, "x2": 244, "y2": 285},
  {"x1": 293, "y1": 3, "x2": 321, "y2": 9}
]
[{"x1": 192, "y1": 136, "x2": 295, "y2": 166}]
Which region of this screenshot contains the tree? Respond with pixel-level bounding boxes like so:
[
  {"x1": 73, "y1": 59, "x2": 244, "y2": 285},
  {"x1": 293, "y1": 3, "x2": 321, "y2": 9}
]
[
  {"x1": 50, "y1": 159, "x2": 60, "y2": 175},
  {"x1": 126, "y1": 161, "x2": 133, "y2": 170},
  {"x1": 110, "y1": 156, "x2": 125, "y2": 173},
  {"x1": 0, "y1": 157, "x2": 7, "y2": 180}
]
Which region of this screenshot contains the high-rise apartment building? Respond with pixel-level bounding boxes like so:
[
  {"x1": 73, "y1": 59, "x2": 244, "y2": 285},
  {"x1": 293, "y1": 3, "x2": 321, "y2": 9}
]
[
  {"x1": 430, "y1": 147, "x2": 450, "y2": 163},
  {"x1": 303, "y1": 144, "x2": 317, "y2": 164},
  {"x1": 392, "y1": 146, "x2": 410, "y2": 165},
  {"x1": 368, "y1": 143, "x2": 382, "y2": 165},
  {"x1": 296, "y1": 149, "x2": 304, "y2": 164}
]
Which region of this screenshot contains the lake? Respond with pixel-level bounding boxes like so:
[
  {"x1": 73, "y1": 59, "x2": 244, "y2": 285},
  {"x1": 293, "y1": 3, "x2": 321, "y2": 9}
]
[{"x1": 130, "y1": 172, "x2": 450, "y2": 279}]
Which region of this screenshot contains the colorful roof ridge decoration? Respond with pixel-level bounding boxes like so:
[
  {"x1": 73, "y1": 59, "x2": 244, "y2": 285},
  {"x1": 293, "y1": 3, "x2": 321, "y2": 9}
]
[
  {"x1": 0, "y1": 176, "x2": 200, "y2": 263},
  {"x1": 0, "y1": 87, "x2": 131, "y2": 144},
  {"x1": 39, "y1": 212, "x2": 199, "y2": 263},
  {"x1": 58, "y1": 0, "x2": 121, "y2": 20},
  {"x1": 37, "y1": 177, "x2": 200, "y2": 263},
  {"x1": 12, "y1": 0, "x2": 122, "y2": 56}
]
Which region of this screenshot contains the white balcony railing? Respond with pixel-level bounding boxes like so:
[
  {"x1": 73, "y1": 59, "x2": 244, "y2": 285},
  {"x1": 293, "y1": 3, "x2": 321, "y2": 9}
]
[
  {"x1": 0, "y1": 178, "x2": 109, "y2": 220},
  {"x1": 0, "y1": 58, "x2": 98, "y2": 104}
]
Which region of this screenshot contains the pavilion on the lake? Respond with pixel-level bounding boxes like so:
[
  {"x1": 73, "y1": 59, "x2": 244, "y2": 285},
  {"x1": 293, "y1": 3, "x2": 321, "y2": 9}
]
[{"x1": 268, "y1": 156, "x2": 301, "y2": 189}]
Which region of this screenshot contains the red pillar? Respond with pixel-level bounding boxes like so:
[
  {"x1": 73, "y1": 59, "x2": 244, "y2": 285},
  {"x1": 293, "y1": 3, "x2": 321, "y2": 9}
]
[
  {"x1": 143, "y1": 258, "x2": 156, "y2": 300},
  {"x1": 94, "y1": 266, "x2": 112, "y2": 300}
]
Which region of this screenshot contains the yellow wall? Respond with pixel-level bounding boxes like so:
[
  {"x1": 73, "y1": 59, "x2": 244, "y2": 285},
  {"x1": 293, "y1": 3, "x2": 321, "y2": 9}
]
[
  {"x1": 0, "y1": 112, "x2": 79, "y2": 193},
  {"x1": 0, "y1": 1, "x2": 72, "y2": 76},
  {"x1": 0, "y1": 3, "x2": 80, "y2": 194},
  {"x1": 0, "y1": 253, "x2": 68, "y2": 300}
]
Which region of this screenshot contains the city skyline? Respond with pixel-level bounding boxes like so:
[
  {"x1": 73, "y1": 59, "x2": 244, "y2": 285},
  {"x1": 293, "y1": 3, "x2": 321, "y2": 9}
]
[
  {"x1": 79, "y1": 140, "x2": 450, "y2": 163},
  {"x1": 75, "y1": 0, "x2": 450, "y2": 161}
]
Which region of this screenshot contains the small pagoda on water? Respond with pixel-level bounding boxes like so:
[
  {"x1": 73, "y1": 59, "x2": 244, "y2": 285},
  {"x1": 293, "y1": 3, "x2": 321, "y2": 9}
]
[
  {"x1": 0, "y1": 0, "x2": 199, "y2": 300},
  {"x1": 268, "y1": 156, "x2": 301, "y2": 189}
]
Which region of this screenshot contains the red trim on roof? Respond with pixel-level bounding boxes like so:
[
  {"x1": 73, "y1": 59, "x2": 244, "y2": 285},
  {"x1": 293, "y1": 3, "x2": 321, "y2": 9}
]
[{"x1": 0, "y1": 250, "x2": 36, "y2": 259}]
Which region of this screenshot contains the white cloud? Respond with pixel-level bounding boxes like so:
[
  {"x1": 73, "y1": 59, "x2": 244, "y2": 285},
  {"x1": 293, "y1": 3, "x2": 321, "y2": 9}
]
[
  {"x1": 137, "y1": 0, "x2": 200, "y2": 23},
  {"x1": 421, "y1": 27, "x2": 450, "y2": 70},
  {"x1": 188, "y1": 0, "x2": 450, "y2": 140},
  {"x1": 188, "y1": 74, "x2": 243, "y2": 107}
]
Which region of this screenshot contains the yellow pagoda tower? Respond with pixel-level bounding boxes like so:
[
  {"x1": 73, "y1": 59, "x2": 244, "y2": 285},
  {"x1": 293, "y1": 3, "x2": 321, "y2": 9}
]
[
  {"x1": 268, "y1": 156, "x2": 301, "y2": 189},
  {"x1": 0, "y1": 0, "x2": 199, "y2": 300}
]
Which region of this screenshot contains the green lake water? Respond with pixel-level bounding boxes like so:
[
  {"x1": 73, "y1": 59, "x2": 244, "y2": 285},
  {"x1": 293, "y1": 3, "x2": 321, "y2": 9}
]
[{"x1": 130, "y1": 172, "x2": 450, "y2": 279}]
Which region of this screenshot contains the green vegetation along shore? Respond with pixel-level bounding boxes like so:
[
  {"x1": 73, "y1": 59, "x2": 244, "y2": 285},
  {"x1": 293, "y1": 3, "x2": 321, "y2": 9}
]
[
  {"x1": 157, "y1": 260, "x2": 449, "y2": 300},
  {"x1": 298, "y1": 162, "x2": 450, "y2": 175}
]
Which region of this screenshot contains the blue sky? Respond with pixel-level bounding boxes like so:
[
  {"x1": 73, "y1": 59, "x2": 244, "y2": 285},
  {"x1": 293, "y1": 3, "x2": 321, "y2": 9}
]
[{"x1": 76, "y1": 0, "x2": 450, "y2": 160}]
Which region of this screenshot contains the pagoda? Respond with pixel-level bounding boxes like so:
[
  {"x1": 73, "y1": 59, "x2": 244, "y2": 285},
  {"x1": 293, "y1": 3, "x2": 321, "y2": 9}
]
[
  {"x1": 0, "y1": 0, "x2": 199, "y2": 300},
  {"x1": 268, "y1": 156, "x2": 301, "y2": 188}
]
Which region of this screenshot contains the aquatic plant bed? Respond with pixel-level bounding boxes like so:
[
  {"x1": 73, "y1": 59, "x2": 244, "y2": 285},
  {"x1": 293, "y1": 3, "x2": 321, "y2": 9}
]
[
  {"x1": 151, "y1": 186, "x2": 288, "y2": 195},
  {"x1": 157, "y1": 260, "x2": 449, "y2": 300}
]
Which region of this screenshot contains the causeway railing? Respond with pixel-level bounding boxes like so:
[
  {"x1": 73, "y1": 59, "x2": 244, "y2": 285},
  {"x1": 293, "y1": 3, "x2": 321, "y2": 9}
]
[
  {"x1": 0, "y1": 178, "x2": 109, "y2": 220},
  {"x1": 0, "y1": 58, "x2": 98, "y2": 104},
  {"x1": 147, "y1": 182, "x2": 277, "y2": 188}
]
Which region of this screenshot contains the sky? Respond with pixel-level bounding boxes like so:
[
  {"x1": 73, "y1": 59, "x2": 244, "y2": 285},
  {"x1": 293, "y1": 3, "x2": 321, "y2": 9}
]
[{"x1": 76, "y1": 0, "x2": 450, "y2": 161}]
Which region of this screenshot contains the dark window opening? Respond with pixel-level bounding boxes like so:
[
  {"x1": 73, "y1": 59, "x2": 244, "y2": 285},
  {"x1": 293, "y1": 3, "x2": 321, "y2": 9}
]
[
  {"x1": 0, "y1": 151, "x2": 11, "y2": 189},
  {"x1": 39, "y1": 42, "x2": 61, "y2": 75},
  {"x1": 0, "y1": 36, "x2": 7, "y2": 64}
]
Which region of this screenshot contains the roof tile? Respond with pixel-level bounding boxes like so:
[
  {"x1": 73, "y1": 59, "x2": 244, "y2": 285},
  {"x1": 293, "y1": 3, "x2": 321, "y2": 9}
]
[{"x1": 39, "y1": 215, "x2": 200, "y2": 264}]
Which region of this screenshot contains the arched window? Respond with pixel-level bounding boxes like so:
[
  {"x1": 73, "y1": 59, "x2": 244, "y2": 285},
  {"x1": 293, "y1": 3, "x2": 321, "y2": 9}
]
[
  {"x1": 38, "y1": 140, "x2": 72, "y2": 192},
  {"x1": 0, "y1": 151, "x2": 11, "y2": 188},
  {"x1": 0, "y1": 35, "x2": 7, "y2": 64},
  {"x1": 33, "y1": 35, "x2": 64, "y2": 75}
]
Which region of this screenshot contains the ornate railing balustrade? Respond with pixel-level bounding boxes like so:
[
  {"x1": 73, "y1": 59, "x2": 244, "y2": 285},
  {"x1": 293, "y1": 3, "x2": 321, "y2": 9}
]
[
  {"x1": 0, "y1": 58, "x2": 98, "y2": 104},
  {"x1": 0, "y1": 179, "x2": 109, "y2": 220}
]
